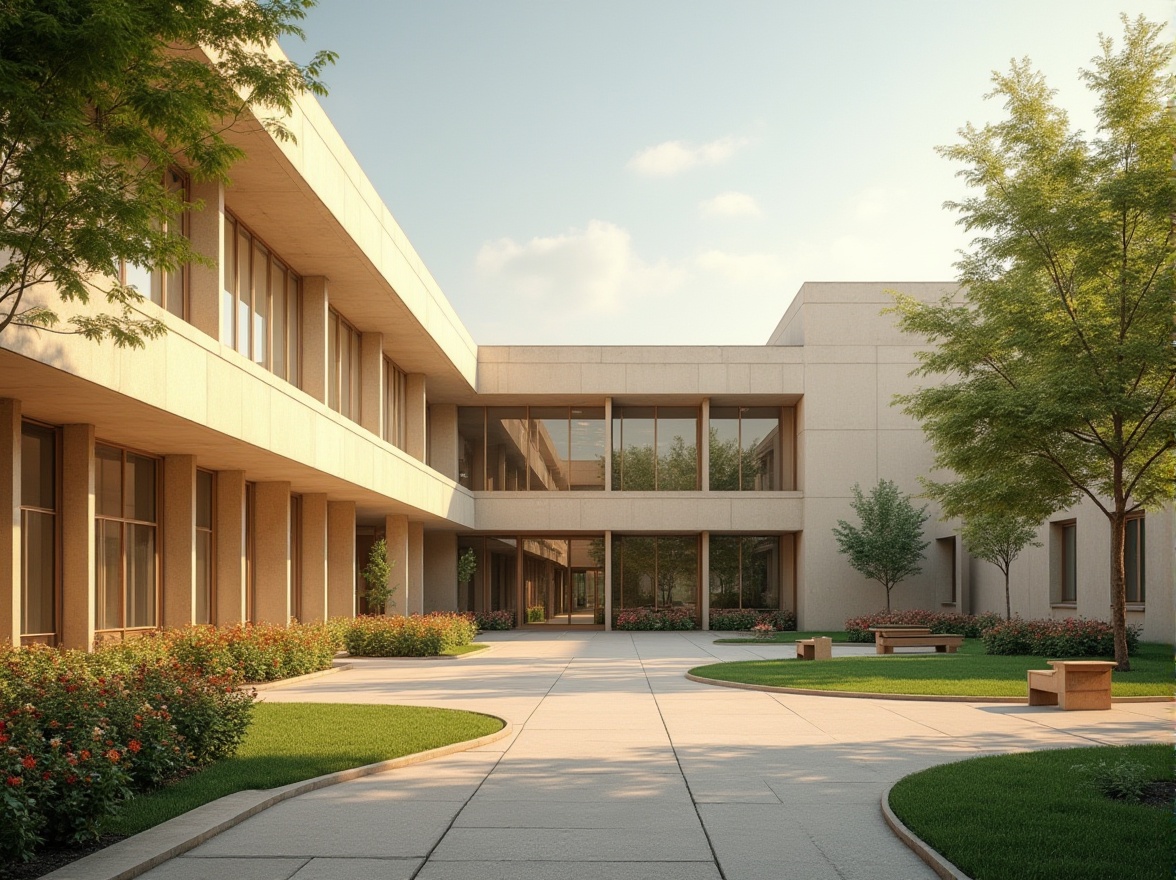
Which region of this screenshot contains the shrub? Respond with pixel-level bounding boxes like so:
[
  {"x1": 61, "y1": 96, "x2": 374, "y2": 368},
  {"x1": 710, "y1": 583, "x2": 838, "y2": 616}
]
[
  {"x1": 708, "y1": 609, "x2": 797, "y2": 632},
  {"x1": 981, "y1": 617, "x2": 1139, "y2": 657},
  {"x1": 613, "y1": 607, "x2": 696, "y2": 631},
  {"x1": 526, "y1": 605, "x2": 546, "y2": 623},
  {"x1": 340, "y1": 613, "x2": 478, "y2": 657},
  {"x1": 844, "y1": 610, "x2": 1003, "y2": 642},
  {"x1": 1072, "y1": 758, "x2": 1154, "y2": 804},
  {"x1": 469, "y1": 610, "x2": 515, "y2": 631}
]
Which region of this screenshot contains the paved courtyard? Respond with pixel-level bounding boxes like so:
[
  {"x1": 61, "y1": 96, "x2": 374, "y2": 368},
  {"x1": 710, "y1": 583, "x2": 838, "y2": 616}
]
[{"x1": 139, "y1": 631, "x2": 1170, "y2": 880}]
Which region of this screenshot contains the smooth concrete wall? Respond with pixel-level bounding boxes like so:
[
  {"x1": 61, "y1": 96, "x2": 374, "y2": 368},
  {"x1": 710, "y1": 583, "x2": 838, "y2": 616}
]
[{"x1": 423, "y1": 531, "x2": 457, "y2": 613}]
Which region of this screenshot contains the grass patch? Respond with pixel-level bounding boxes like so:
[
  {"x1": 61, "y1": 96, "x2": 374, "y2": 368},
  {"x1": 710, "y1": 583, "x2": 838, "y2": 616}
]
[
  {"x1": 689, "y1": 640, "x2": 1172, "y2": 697},
  {"x1": 713, "y1": 630, "x2": 848, "y2": 645},
  {"x1": 442, "y1": 643, "x2": 490, "y2": 656},
  {"x1": 105, "y1": 703, "x2": 503, "y2": 836},
  {"x1": 889, "y1": 744, "x2": 1173, "y2": 879}
]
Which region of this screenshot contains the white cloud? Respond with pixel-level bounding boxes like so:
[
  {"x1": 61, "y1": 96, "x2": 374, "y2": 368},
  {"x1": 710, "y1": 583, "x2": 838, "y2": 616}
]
[
  {"x1": 696, "y1": 250, "x2": 788, "y2": 284},
  {"x1": 626, "y1": 136, "x2": 750, "y2": 176},
  {"x1": 699, "y1": 191, "x2": 762, "y2": 218},
  {"x1": 475, "y1": 220, "x2": 686, "y2": 315}
]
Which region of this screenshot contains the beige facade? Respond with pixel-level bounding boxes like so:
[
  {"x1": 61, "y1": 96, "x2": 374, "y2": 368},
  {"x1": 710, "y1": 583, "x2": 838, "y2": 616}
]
[{"x1": 4, "y1": 70, "x2": 1171, "y2": 646}]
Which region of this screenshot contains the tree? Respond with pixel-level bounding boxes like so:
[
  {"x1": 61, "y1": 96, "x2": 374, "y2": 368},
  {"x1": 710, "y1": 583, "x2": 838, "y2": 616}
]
[
  {"x1": 0, "y1": 0, "x2": 335, "y2": 347},
  {"x1": 361, "y1": 539, "x2": 394, "y2": 615},
  {"x1": 891, "y1": 16, "x2": 1175, "y2": 670},
  {"x1": 833, "y1": 480, "x2": 930, "y2": 611},
  {"x1": 959, "y1": 514, "x2": 1042, "y2": 621}
]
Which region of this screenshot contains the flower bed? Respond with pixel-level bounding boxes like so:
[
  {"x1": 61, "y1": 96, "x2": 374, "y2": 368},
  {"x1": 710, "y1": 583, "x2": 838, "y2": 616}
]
[
  {"x1": 339, "y1": 613, "x2": 478, "y2": 656},
  {"x1": 468, "y1": 610, "x2": 516, "y2": 631},
  {"x1": 614, "y1": 607, "x2": 696, "y2": 630},
  {"x1": 525, "y1": 605, "x2": 546, "y2": 623},
  {"x1": 844, "y1": 610, "x2": 1003, "y2": 642},
  {"x1": 982, "y1": 617, "x2": 1140, "y2": 657},
  {"x1": 708, "y1": 609, "x2": 797, "y2": 632},
  {"x1": 0, "y1": 643, "x2": 253, "y2": 863}
]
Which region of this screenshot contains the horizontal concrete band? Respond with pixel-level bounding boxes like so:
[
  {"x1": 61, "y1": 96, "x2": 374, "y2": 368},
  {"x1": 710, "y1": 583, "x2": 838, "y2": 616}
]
[
  {"x1": 43, "y1": 718, "x2": 512, "y2": 880},
  {"x1": 880, "y1": 783, "x2": 973, "y2": 880},
  {"x1": 683, "y1": 673, "x2": 1175, "y2": 703}
]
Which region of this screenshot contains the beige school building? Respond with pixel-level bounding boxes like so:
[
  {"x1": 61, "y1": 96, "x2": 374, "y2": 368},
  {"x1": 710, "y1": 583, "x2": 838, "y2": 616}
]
[{"x1": 4, "y1": 66, "x2": 1171, "y2": 650}]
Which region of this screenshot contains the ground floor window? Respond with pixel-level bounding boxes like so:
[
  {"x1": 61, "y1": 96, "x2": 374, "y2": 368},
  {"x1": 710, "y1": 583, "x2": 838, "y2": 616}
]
[
  {"x1": 94, "y1": 444, "x2": 158, "y2": 631},
  {"x1": 611, "y1": 534, "x2": 699, "y2": 616},
  {"x1": 457, "y1": 536, "x2": 519, "y2": 618},
  {"x1": 708, "y1": 535, "x2": 780, "y2": 610},
  {"x1": 521, "y1": 538, "x2": 604, "y2": 625},
  {"x1": 1125, "y1": 515, "x2": 1145, "y2": 604},
  {"x1": 21, "y1": 422, "x2": 58, "y2": 640}
]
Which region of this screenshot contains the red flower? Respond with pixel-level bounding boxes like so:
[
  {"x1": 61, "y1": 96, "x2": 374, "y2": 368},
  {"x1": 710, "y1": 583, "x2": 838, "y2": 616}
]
[
  {"x1": 105, "y1": 749, "x2": 121, "y2": 763},
  {"x1": 20, "y1": 755, "x2": 35, "y2": 770},
  {"x1": 5, "y1": 776, "x2": 21, "y2": 787},
  {"x1": 127, "y1": 739, "x2": 142, "y2": 753}
]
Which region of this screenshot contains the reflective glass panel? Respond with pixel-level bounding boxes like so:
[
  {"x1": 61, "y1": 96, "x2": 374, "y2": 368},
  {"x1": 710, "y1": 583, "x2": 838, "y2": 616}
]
[
  {"x1": 251, "y1": 242, "x2": 268, "y2": 366},
  {"x1": 656, "y1": 536, "x2": 697, "y2": 607},
  {"x1": 708, "y1": 535, "x2": 741, "y2": 609},
  {"x1": 657, "y1": 408, "x2": 698, "y2": 490},
  {"x1": 236, "y1": 229, "x2": 251, "y2": 357},
  {"x1": 221, "y1": 217, "x2": 235, "y2": 345},
  {"x1": 196, "y1": 470, "x2": 213, "y2": 530},
  {"x1": 126, "y1": 523, "x2": 156, "y2": 627},
  {"x1": 487, "y1": 537, "x2": 516, "y2": 612},
  {"x1": 614, "y1": 408, "x2": 655, "y2": 490},
  {"x1": 287, "y1": 274, "x2": 300, "y2": 386},
  {"x1": 95, "y1": 445, "x2": 122, "y2": 518},
  {"x1": 740, "y1": 408, "x2": 780, "y2": 491},
  {"x1": 20, "y1": 510, "x2": 55, "y2": 635},
  {"x1": 741, "y1": 536, "x2": 779, "y2": 609},
  {"x1": 570, "y1": 408, "x2": 605, "y2": 490},
  {"x1": 528, "y1": 408, "x2": 569, "y2": 491},
  {"x1": 457, "y1": 408, "x2": 485, "y2": 490},
  {"x1": 486, "y1": 408, "x2": 528, "y2": 490},
  {"x1": 125, "y1": 454, "x2": 156, "y2": 523},
  {"x1": 96, "y1": 519, "x2": 121, "y2": 629},
  {"x1": 708, "y1": 408, "x2": 741, "y2": 491},
  {"x1": 272, "y1": 263, "x2": 287, "y2": 379},
  {"x1": 21, "y1": 424, "x2": 55, "y2": 510}
]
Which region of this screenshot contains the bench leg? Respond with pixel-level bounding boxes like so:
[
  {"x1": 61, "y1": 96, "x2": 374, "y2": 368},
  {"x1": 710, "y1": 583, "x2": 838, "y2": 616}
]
[
  {"x1": 1028, "y1": 688, "x2": 1058, "y2": 706},
  {"x1": 876, "y1": 645, "x2": 892, "y2": 655}
]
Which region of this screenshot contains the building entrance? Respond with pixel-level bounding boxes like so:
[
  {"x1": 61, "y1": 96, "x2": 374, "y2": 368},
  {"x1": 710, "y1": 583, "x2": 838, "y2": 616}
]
[{"x1": 523, "y1": 537, "x2": 604, "y2": 625}]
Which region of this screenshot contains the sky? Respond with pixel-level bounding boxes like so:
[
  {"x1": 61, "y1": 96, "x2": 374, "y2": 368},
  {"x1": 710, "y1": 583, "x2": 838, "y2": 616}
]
[{"x1": 280, "y1": 1, "x2": 1173, "y2": 346}]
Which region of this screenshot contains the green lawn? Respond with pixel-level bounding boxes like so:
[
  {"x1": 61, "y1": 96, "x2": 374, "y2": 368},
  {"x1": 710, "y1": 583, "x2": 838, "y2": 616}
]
[
  {"x1": 713, "y1": 630, "x2": 848, "y2": 645},
  {"x1": 106, "y1": 703, "x2": 503, "y2": 836},
  {"x1": 689, "y1": 640, "x2": 1172, "y2": 697},
  {"x1": 443, "y1": 643, "x2": 490, "y2": 656},
  {"x1": 889, "y1": 744, "x2": 1173, "y2": 880}
]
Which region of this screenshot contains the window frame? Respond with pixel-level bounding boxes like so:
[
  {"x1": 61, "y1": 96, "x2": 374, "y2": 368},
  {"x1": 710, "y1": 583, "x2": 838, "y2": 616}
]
[
  {"x1": 19, "y1": 420, "x2": 61, "y2": 643},
  {"x1": 120, "y1": 167, "x2": 190, "y2": 320},
  {"x1": 1125, "y1": 513, "x2": 1145, "y2": 605}
]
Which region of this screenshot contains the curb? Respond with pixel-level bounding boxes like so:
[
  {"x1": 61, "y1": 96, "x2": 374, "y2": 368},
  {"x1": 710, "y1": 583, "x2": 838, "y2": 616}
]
[
  {"x1": 42, "y1": 717, "x2": 512, "y2": 880},
  {"x1": 684, "y1": 673, "x2": 1174, "y2": 703},
  {"x1": 342, "y1": 644, "x2": 493, "y2": 661},
  {"x1": 247, "y1": 663, "x2": 351, "y2": 692},
  {"x1": 881, "y1": 783, "x2": 972, "y2": 880}
]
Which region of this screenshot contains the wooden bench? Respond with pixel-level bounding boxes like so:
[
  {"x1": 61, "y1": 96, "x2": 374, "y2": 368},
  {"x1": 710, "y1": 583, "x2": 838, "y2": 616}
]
[
  {"x1": 874, "y1": 632, "x2": 963, "y2": 654},
  {"x1": 869, "y1": 625, "x2": 932, "y2": 637},
  {"x1": 1027, "y1": 660, "x2": 1115, "y2": 710},
  {"x1": 796, "y1": 636, "x2": 832, "y2": 661}
]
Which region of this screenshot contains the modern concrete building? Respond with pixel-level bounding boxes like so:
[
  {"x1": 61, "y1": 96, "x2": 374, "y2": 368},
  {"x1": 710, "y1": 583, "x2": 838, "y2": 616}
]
[{"x1": 4, "y1": 62, "x2": 1171, "y2": 649}]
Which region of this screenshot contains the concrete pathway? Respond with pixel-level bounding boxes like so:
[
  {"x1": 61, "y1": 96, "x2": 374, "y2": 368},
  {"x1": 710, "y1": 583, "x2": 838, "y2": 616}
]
[{"x1": 138, "y1": 632, "x2": 1170, "y2": 880}]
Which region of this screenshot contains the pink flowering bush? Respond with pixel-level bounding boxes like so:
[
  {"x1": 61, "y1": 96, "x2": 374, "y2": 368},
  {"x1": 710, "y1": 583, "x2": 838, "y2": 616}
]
[
  {"x1": 340, "y1": 613, "x2": 478, "y2": 656},
  {"x1": 468, "y1": 610, "x2": 516, "y2": 631},
  {"x1": 708, "y1": 609, "x2": 797, "y2": 632},
  {"x1": 981, "y1": 617, "x2": 1140, "y2": 657},
  {"x1": 614, "y1": 607, "x2": 697, "y2": 630},
  {"x1": 844, "y1": 610, "x2": 1003, "y2": 642}
]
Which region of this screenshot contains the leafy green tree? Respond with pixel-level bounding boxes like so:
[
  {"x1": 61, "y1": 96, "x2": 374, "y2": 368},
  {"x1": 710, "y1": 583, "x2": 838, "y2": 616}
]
[
  {"x1": 0, "y1": 0, "x2": 335, "y2": 346},
  {"x1": 892, "y1": 16, "x2": 1174, "y2": 670},
  {"x1": 361, "y1": 538, "x2": 394, "y2": 614},
  {"x1": 457, "y1": 547, "x2": 478, "y2": 587},
  {"x1": 833, "y1": 480, "x2": 930, "y2": 611},
  {"x1": 959, "y1": 514, "x2": 1042, "y2": 621}
]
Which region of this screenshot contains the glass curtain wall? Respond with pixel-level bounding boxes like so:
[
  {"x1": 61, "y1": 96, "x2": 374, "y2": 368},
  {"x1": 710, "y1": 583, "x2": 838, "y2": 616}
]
[
  {"x1": 612, "y1": 407, "x2": 699, "y2": 490},
  {"x1": 384, "y1": 358, "x2": 408, "y2": 450},
  {"x1": 521, "y1": 538, "x2": 604, "y2": 625},
  {"x1": 456, "y1": 536, "x2": 518, "y2": 618},
  {"x1": 20, "y1": 423, "x2": 57, "y2": 640},
  {"x1": 122, "y1": 167, "x2": 188, "y2": 319},
  {"x1": 709, "y1": 407, "x2": 782, "y2": 490},
  {"x1": 195, "y1": 470, "x2": 215, "y2": 625},
  {"x1": 94, "y1": 445, "x2": 158, "y2": 632},
  {"x1": 221, "y1": 212, "x2": 301, "y2": 385},
  {"x1": 611, "y1": 535, "x2": 699, "y2": 621},
  {"x1": 457, "y1": 407, "x2": 605, "y2": 491},
  {"x1": 708, "y1": 536, "x2": 781, "y2": 610}
]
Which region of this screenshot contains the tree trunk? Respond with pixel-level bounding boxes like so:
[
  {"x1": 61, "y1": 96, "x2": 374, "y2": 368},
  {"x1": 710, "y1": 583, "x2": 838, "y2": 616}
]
[
  {"x1": 884, "y1": 583, "x2": 891, "y2": 612},
  {"x1": 1003, "y1": 568, "x2": 1011, "y2": 621},
  {"x1": 1109, "y1": 509, "x2": 1131, "y2": 672}
]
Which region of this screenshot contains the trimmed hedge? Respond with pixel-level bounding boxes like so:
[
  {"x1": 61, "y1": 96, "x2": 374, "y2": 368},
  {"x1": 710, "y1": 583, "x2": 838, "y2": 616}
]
[
  {"x1": 982, "y1": 617, "x2": 1140, "y2": 657},
  {"x1": 614, "y1": 607, "x2": 696, "y2": 630},
  {"x1": 469, "y1": 610, "x2": 516, "y2": 631},
  {"x1": 708, "y1": 609, "x2": 797, "y2": 632},
  {"x1": 844, "y1": 610, "x2": 1003, "y2": 642},
  {"x1": 340, "y1": 613, "x2": 478, "y2": 656}
]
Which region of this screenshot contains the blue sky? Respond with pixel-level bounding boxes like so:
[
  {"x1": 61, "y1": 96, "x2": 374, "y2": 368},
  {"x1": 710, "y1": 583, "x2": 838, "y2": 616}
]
[{"x1": 281, "y1": 1, "x2": 1172, "y2": 345}]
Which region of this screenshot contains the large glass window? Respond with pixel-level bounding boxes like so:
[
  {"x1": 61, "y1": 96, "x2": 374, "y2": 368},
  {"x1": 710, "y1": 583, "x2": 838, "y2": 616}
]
[
  {"x1": 94, "y1": 445, "x2": 158, "y2": 631},
  {"x1": 1125, "y1": 515, "x2": 1145, "y2": 604},
  {"x1": 328, "y1": 308, "x2": 361, "y2": 421},
  {"x1": 384, "y1": 358, "x2": 408, "y2": 449},
  {"x1": 221, "y1": 213, "x2": 302, "y2": 385},
  {"x1": 122, "y1": 168, "x2": 188, "y2": 319},
  {"x1": 1059, "y1": 522, "x2": 1077, "y2": 603},
  {"x1": 611, "y1": 535, "x2": 699, "y2": 620},
  {"x1": 195, "y1": 470, "x2": 214, "y2": 625},
  {"x1": 20, "y1": 423, "x2": 57, "y2": 638},
  {"x1": 457, "y1": 407, "x2": 606, "y2": 491},
  {"x1": 709, "y1": 407, "x2": 782, "y2": 490},
  {"x1": 521, "y1": 538, "x2": 604, "y2": 625},
  {"x1": 709, "y1": 536, "x2": 780, "y2": 610},
  {"x1": 612, "y1": 407, "x2": 699, "y2": 490},
  {"x1": 456, "y1": 536, "x2": 518, "y2": 617}
]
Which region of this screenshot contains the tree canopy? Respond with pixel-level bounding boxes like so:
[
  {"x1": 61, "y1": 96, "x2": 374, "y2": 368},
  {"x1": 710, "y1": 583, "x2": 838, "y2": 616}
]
[
  {"x1": 959, "y1": 514, "x2": 1042, "y2": 621},
  {"x1": 0, "y1": 0, "x2": 335, "y2": 346},
  {"x1": 892, "y1": 16, "x2": 1174, "y2": 668}
]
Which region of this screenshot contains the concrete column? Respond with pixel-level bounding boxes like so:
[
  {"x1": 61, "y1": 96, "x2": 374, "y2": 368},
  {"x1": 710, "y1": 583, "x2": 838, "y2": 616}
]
[
  {"x1": 162, "y1": 455, "x2": 197, "y2": 630},
  {"x1": 423, "y1": 531, "x2": 457, "y2": 612},
  {"x1": 604, "y1": 398, "x2": 613, "y2": 491},
  {"x1": 187, "y1": 178, "x2": 224, "y2": 340},
  {"x1": 61, "y1": 424, "x2": 95, "y2": 650},
  {"x1": 603, "y1": 529, "x2": 612, "y2": 631},
  {"x1": 700, "y1": 531, "x2": 710, "y2": 630},
  {"x1": 0, "y1": 400, "x2": 20, "y2": 646},
  {"x1": 253, "y1": 482, "x2": 291, "y2": 625},
  {"x1": 300, "y1": 493, "x2": 328, "y2": 622},
  {"x1": 360, "y1": 331, "x2": 384, "y2": 437},
  {"x1": 700, "y1": 398, "x2": 710, "y2": 492},
  {"x1": 405, "y1": 374, "x2": 427, "y2": 462},
  {"x1": 327, "y1": 500, "x2": 355, "y2": 618},
  {"x1": 302, "y1": 276, "x2": 330, "y2": 404},
  {"x1": 385, "y1": 514, "x2": 409, "y2": 616},
  {"x1": 408, "y1": 521, "x2": 424, "y2": 616},
  {"x1": 781, "y1": 406, "x2": 797, "y2": 491},
  {"x1": 215, "y1": 470, "x2": 247, "y2": 625},
  {"x1": 429, "y1": 404, "x2": 458, "y2": 480}
]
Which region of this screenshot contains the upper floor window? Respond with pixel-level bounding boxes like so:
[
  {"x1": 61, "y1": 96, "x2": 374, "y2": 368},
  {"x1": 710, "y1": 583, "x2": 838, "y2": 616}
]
[
  {"x1": 1125, "y1": 515, "x2": 1145, "y2": 603},
  {"x1": 122, "y1": 167, "x2": 188, "y2": 319},
  {"x1": 384, "y1": 358, "x2": 407, "y2": 449},
  {"x1": 709, "y1": 407, "x2": 783, "y2": 490},
  {"x1": 457, "y1": 406, "x2": 606, "y2": 491},
  {"x1": 328, "y1": 308, "x2": 361, "y2": 421},
  {"x1": 221, "y1": 212, "x2": 301, "y2": 386},
  {"x1": 612, "y1": 406, "x2": 698, "y2": 490}
]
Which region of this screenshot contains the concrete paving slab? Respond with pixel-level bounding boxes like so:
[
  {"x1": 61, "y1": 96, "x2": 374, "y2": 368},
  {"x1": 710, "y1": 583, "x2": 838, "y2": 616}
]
[
  {"x1": 414, "y1": 860, "x2": 722, "y2": 880},
  {"x1": 140, "y1": 857, "x2": 309, "y2": 880},
  {"x1": 429, "y1": 827, "x2": 715, "y2": 862},
  {"x1": 287, "y1": 857, "x2": 422, "y2": 879}
]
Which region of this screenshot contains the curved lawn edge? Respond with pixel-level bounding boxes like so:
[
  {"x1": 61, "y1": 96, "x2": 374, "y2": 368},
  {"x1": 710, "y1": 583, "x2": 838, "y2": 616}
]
[
  {"x1": 880, "y1": 782, "x2": 973, "y2": 880},
  {"x1": 683, "y1": 672, "x2": 1173, "y2": 703},
  {"x1": 43, "y1": 714, "x2": 511, "y2": 880}
]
